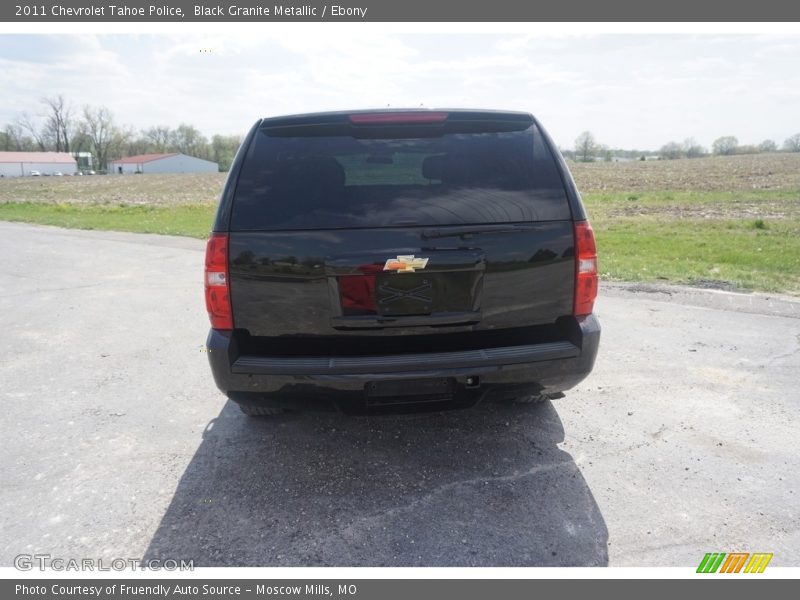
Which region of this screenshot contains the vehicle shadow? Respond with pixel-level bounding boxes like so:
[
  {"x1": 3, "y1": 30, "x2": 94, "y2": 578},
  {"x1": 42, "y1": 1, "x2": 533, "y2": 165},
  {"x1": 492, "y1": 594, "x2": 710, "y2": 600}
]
[{"x1": 143, "y1": 400, "x2": 608, "y2": 566}]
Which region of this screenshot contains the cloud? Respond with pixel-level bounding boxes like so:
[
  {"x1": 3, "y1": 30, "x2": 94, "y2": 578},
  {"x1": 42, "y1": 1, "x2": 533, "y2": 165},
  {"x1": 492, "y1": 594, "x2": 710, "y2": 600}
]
[{"x1": 0, "y1": 33, "x2": 798, "y2": 150}]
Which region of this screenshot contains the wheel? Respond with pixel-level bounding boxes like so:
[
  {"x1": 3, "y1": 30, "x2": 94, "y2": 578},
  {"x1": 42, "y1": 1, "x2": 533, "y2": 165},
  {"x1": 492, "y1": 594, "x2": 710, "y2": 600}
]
[
  {"x1": 513, "y1": 391, "x2": 564, "y2": 404},
  {"x1": 228, "y1": 392, "x2": 286, "y2": 417},
  {"x1": 237, "y1": 403, "x2": 284, "y2": 417},
  {"x1": 513, "y1": 394, "x2": 549, "y2": 405}
]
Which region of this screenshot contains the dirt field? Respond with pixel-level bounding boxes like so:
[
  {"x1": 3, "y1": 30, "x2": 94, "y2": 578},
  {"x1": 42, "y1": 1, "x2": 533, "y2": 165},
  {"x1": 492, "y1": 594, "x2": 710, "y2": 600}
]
[
  {"x1": 2, "y1": 153, "x2": 799, "y2": 206},
  {"x1": 569, "y1": 152, "x2": 800, "y2": 193},
  {"x1": 0, "y1": 172, "x2": 226, "y2": 206}
]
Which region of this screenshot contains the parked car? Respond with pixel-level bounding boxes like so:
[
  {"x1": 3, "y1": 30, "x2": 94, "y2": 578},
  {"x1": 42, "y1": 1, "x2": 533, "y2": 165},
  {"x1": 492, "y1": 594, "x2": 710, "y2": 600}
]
[
  {"x1": 29, "y1": 170, "x2": 41, "y2": 176},
  {"x1": 205, "y1": 109, "x2": 600, "y2": 415}
]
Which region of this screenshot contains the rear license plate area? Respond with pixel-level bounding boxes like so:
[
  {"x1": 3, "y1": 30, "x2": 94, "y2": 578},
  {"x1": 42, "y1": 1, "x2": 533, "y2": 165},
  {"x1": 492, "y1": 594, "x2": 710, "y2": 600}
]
[
  {"x1": 365, "y1": 378, "x2": 456, "y2": 406},
  {"x1": 375, "y1": 274, "x2": 435, "y2": 316}
]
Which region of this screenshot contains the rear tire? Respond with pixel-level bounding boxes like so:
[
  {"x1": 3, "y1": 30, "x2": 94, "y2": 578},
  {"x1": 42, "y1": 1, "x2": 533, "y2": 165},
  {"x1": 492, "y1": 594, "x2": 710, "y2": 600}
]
[
  {"x1": 237, "y1": 403, "x2": 284, "y2": 417},
  {"x1": 513, "y1": 391, "x2": 564, "y2": 404},
  {"x1": 513, "y1": 394, "x2": 548, "y2": 405},
  {"x1": 228, "y1": 392, "x2": 286, "y2": 417}
]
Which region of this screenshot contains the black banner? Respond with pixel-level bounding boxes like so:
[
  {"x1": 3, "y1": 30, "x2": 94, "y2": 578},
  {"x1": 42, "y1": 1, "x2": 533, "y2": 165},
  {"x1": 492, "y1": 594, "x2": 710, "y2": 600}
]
[{"x1": 3, "y1": 0, "x2": 800, "y2": 22}]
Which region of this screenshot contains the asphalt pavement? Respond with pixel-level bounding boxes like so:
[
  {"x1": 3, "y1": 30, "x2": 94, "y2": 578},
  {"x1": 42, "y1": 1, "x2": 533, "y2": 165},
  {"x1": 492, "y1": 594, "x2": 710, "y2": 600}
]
[{"x1": 1, "y1": 221, "x2": 798, "y2": 567}]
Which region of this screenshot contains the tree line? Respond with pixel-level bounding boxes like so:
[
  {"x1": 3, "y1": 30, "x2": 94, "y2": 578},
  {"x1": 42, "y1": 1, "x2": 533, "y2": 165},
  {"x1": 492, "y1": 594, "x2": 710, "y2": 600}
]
[
  {"x1": 0, "y1": 95, "x2": 242, "y2": 171},
  {"x1": 5, "y1": 97, "x2": 799, "y2": 168},
  {"x1": 567, "y1": 130, "x2": 800, "y2": 162}
]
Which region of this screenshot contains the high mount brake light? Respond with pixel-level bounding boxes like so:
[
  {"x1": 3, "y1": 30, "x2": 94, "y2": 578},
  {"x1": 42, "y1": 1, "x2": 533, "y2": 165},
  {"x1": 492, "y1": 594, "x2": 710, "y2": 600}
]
[
  {"x1": 573, "y1": 221, "x2": 598, "y2": 317},
  {"x1": 204, "y1": 233, "x2": 233, "y2": 330},
  {"x1": 349, "y1": 112, "x2": 449, "y2": 125}
]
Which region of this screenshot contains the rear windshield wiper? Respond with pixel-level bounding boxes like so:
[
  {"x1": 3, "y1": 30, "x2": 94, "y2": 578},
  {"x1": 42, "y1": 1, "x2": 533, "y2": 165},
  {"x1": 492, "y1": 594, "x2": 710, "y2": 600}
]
[{"x1": 421, "y1": 223, "x2": 545, "y2": 240}]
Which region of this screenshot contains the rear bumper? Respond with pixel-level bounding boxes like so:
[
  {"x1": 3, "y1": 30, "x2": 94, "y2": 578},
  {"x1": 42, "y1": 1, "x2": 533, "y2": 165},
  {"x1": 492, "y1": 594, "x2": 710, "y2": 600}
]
[{"x1": 206, "y1": 315, "x2": 600, "y2": 411}]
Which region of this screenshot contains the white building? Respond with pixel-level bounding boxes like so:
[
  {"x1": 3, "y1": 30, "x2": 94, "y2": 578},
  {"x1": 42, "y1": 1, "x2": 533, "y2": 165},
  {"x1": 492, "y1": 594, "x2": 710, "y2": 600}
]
[
  {"x1": 107, "y1": 153, "x2": 219, "y2": 174},
  {"x1": 0, "y1": 152, "x2": 78, "y2": 177}
]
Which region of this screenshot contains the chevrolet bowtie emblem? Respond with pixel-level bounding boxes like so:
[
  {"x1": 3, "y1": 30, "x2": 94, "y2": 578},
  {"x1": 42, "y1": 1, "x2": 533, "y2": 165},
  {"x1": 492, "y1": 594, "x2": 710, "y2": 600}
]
[{"x1": 383, "y1": 255, "x2": 429, "y2": 273}]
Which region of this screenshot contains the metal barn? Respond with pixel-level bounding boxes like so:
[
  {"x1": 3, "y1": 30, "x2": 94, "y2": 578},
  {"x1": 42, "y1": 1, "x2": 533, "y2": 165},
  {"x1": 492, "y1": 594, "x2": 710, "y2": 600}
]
[
  {"x1": 107, "y1": 153, "x2": 219, "y2": 174},
  {"x1": 0, "y1": 152, "x2": 78, "y2": 177}
]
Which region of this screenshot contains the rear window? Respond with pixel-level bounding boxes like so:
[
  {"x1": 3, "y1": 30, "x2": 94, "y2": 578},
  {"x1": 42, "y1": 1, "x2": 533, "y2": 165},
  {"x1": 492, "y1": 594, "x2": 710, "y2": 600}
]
[{"x1": 231, "y1": 123, "x2": 570, "y2": 230}]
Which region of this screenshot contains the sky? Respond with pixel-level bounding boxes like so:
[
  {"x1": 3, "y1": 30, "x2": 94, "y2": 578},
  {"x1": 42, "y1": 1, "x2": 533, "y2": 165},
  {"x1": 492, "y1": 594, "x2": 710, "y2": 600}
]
[{"x1": 1, "y1": 32, "x2": 799, "y2": 151}]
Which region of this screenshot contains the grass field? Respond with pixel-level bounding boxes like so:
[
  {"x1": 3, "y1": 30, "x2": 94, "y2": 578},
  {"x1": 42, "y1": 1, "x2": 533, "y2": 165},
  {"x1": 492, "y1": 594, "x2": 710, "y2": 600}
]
[{"x1": 2, "y1": 153, "x2": 799, "y2": 294}]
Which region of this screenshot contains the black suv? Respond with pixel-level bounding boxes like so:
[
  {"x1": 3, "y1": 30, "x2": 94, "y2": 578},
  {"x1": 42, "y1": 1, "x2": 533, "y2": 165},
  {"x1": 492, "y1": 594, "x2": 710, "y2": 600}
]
[{"x1": 205, "y1": 109, "x2": 599, "y2": 415}]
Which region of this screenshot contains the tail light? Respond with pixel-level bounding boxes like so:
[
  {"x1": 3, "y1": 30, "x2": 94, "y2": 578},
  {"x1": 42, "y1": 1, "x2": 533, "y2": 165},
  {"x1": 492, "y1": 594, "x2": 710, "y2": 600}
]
[
  {"x1": 339, "y1": 263, "x2": 382, "y2": 315},
  {"x1": 204, "y1": 232, "x2": 233, "y2": 330},
  {"x1": 573, "y1": 221, "x2": 598, "y2": 316}
]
